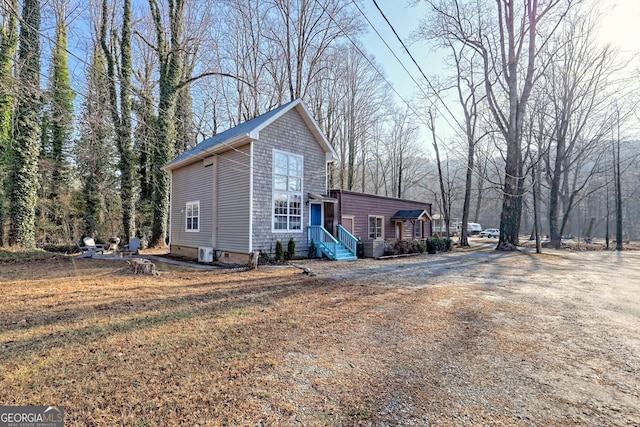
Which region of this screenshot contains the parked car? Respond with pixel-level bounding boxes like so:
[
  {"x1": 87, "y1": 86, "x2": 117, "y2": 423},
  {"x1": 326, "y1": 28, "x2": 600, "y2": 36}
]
[{"x1": 479, "y1": 228, "x2": 500, "y2": 238}]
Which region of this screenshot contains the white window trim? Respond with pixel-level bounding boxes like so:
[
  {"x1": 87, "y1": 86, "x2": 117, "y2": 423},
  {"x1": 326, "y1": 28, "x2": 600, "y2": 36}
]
[
  {"x1": 272, "y1": 149, "x2": 304, "y2": 233},
  {"x1": 368, "y1": 215, "x2": 384, "y2": 239},
  {"x1": 185, "y1": 200, "x2": 200, "y2": 232}
]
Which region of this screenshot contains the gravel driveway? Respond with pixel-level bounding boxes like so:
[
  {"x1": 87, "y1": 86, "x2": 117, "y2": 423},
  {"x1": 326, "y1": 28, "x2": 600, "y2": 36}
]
[{"x1": 292, "y1": 246, "x2": 640, "y2": 425}]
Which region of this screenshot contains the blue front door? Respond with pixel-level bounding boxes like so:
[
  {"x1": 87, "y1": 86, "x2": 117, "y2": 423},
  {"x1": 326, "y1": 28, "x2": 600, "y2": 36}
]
[{"x1": 310, "y1": 204, "x2": 322, "y2": 226}]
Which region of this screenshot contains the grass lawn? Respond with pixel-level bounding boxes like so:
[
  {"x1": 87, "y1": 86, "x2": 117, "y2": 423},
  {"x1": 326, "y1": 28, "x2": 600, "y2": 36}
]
[
  {"x1": 1, "y1": 253, "x2": 406, "y2": 425},
  {"x1": 2, "y1": 254, "x2": 300, "y2": 424}
]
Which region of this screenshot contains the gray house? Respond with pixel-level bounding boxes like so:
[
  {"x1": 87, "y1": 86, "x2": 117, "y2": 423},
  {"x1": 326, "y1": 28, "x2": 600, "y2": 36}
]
[{"x1": 165, "y1": 99, "x2": 344, "y2": 263}]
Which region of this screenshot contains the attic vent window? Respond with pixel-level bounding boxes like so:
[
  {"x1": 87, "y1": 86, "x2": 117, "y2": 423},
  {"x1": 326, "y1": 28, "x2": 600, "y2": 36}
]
[{"x1": 273, "y1": 150, "x2": 303, "y2": 232}]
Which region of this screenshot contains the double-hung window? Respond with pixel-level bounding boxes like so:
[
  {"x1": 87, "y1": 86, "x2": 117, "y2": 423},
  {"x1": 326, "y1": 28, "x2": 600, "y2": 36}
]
[
  {"x1": 273, "y1": 150, "x2": 303, "y2": 232},
  {"x1": 186, "y1": 201, "x2": 200, "y2": 232},
  {"x1": 368, "y1": 216, "x2": 383, "y2": 239}
]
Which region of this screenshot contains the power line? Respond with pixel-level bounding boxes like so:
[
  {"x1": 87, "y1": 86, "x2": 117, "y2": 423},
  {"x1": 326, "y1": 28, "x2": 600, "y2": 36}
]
[
  {"x1": 312, "y1": 0, "x2": 457, "y2": 151},
  {"x1": 366, "y1": 0, "x2": 462, "y2": 132},
  {"x1": 312, "y1": 1, "x2": 431, "y2": 128}
]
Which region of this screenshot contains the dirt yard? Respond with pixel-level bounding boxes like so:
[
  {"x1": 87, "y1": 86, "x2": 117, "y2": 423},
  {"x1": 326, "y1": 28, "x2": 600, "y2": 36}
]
[{"x1": 0, "y1": 245, "x2": 638, "y2": 426}]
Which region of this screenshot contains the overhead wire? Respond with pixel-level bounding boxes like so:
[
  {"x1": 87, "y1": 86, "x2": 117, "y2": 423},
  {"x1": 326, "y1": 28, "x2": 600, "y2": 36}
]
[
  {"x1": 354, "y1": 0, "x2": 463, "y2": 134},
  {"x1": 311, "y1": 0, "x2": 434, "y2": 135}
]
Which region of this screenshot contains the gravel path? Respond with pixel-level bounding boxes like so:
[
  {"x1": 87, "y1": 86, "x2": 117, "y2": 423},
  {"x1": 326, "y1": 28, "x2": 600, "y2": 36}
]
[{"x1": 289, "y1": 247, "x2": 640, "y2": 425}]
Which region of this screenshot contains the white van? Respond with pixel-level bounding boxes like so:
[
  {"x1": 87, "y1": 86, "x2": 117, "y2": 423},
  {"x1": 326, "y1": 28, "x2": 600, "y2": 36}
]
[{"x1": 468, "y1": 223, "x2": 482, "y2": 235}]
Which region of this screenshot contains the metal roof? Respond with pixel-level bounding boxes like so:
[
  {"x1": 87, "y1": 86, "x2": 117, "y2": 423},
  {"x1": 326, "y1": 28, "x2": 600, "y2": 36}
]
[
  {"x1": 165, "y1": 99, "x2": 338, "y2": 170},
  {"x1": 391, "y1": 209, "x2": 432, "y2": 221}
]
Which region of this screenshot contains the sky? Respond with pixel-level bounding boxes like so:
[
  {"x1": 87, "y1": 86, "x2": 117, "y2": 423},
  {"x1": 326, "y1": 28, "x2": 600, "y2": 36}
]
[
  {"x1": 60, "y1": 0, "x2": 640, "y2": 151},
  {"x1": 357, "y1": 0, "x2": 640, "y2": 148}
]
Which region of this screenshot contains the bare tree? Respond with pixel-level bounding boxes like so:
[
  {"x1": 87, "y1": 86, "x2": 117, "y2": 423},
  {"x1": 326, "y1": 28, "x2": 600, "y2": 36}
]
[
  {"x1": 386, "y1": 108, "x2": 420, "y2": 198},
  {"x1": 451, "y1": 46, "x2": 486, "y2": 246},
  {"x1": 427, "y1": 109, "x2": 452, "y2": 237},
  {"x1": 216, "y1": 0, "x2": 272, "y2": 123},
  {"x1": 320, "y1": 44, "x2": 388, "y2": 191},
  {"x1": 422, "y1": 0, "x2": 575, "y2": 250},
  {"x1": 269, "y1": 0, "x2": 362, "y2": 102},
  {"x1": 541, "y1": 10, "x2": 619, "y2": 248}
]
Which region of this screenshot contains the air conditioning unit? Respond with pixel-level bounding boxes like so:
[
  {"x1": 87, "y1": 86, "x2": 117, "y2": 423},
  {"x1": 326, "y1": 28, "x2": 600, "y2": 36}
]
[{"x1": 198, "y1": 246, "x2": 214, "y2": 263}]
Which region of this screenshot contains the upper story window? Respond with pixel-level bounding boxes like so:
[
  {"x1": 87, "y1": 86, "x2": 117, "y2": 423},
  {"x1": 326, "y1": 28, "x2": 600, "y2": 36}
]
[
  {"x1": 368, "y1": 216, "x2": 383, "y2": 239},
  {"x1": 186, "y1": 201, "x2": 200, "y2": 232},
  {"x1": 273, "y1": 150, "x2": 303, "y2": 232}
]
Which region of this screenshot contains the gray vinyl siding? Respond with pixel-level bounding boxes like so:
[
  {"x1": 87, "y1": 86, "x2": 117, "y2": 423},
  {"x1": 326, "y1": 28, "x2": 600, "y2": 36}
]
[
  {"x1": 251, "y1": 109, "x2": 328, "y2": 255},
  {"x1": 170, "y1": 160, "x2": 214, "y2": 248},
  {"x1": 217, "y1": 143, "x2": 252, "y2": 253}
]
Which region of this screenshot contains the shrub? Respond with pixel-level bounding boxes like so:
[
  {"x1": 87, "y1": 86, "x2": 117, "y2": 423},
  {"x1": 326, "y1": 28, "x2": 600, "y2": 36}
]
[
  {"x1": 308, "y1": 239, "x2": 317, "y2": 259},
  {"x1": 384, "y1": 239, "x2": 428, "y2": 255},
  {"x1": 258, "y1": 251, "x2": 271, "y2": 265},
  {"x1": 275, "y1": 240, "x2": 284, "y2": 262},
  {"x1": 426, "y1": 237, "x2": 453, "y2": 253},
  {"x1": 442, "y1": 237, "x2": 453, "y2": 251},
  {"x1": 287, "y1": 238, "x2": 296, "y2": 260},
  {"x1": 414, "y1": 240, "x2": 427, "y2": 253},
  {"x1": 383, "y1": 238, "x2": 452, "y2": 256},
  {"x1": 399, "y1": 239, "x2": 413, "y2": 254},
  {"x1": 426, "y1": 238, "x2": 437, "y2": 254}
]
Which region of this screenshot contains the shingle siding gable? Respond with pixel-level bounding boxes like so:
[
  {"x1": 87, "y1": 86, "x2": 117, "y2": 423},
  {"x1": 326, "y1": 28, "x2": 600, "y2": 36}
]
[{"x1": 252, "y1": 109, "x2": 328, "y2": 255}]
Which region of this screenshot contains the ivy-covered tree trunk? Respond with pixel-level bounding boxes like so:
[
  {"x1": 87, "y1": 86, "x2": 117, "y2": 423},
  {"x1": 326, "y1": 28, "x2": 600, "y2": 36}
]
[
  {"x1": 75, "y1": 48, "x2": 114, "y2": 239},
  {"x1": 47, "y1": 12, "x2": 74, "y2": 200},
  {"x1": 174, "y1": 58, "x2": 196, "y2": 153},
  {"x1": 134, "y1": 90, "x2": 156, "y2": 202},
  {"x1": 0, "y1": 0, "x2": 18, "y2": 246},
  {"x1": 100, "y1": 0, "x2": 136, "y2": 242},
  {"x1": 149, "y1": 0, "x2": 185, "y2": 248},
  {"x1": 36, "y1": 6, "x2": 75, "y2": 243},
  {"x1": 9, "y1": 0, "x2": 41, "y2": 249}
]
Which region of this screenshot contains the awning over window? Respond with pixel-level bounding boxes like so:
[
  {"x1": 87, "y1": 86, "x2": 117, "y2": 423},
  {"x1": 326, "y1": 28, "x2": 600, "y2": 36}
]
[
  {"x1": 391, "y1": 209, "x2": 432, "y2": 221},
  {"x1": 308, "y1": 193, "x2": 338, "y2": 203}
]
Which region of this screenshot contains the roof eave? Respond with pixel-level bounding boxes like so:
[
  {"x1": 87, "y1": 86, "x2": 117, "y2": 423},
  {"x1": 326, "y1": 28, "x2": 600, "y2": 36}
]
[{"x1": 163, "y1": 134, "x2": 253, "y2": 171}]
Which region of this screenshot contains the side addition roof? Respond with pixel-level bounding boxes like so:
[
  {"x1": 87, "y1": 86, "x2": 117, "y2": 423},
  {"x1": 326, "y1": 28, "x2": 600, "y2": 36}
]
[
  {"x1": 165, "y1": 98, "x2": 338, "y2": 171},
  {"x1": 391, "y1": 209, "x2": 432, "y2": 221}
]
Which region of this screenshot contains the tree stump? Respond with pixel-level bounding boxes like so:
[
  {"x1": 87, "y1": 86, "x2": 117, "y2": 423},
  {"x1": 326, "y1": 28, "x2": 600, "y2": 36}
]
[
  {"x1": 248, "y1": 251, "x2": 259, "y2": 270},
  {"x1": 128, "y1": 258, "x2": 159, "y2": 276}
]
